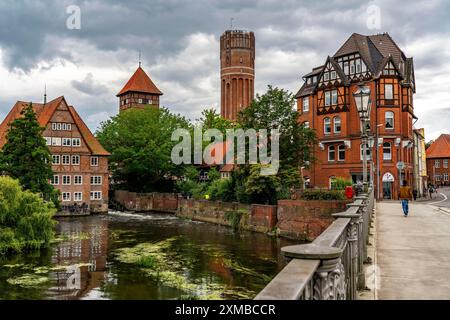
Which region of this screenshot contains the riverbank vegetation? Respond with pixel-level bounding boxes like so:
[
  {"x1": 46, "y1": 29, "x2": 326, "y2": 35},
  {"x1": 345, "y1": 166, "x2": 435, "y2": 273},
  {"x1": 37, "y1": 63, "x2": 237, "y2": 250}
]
[{"x1": 0, "y1": 177, "x2": 56, "y2": 255}]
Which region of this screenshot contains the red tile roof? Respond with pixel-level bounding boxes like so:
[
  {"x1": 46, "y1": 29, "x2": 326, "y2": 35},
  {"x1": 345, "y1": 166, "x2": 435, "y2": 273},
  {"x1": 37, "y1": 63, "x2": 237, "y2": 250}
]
[
  {"x1": 0, "y1": 96, "x2": 110, "y2": 156},
  {"x1": 116, "y1": 66, "x2": 163, "y2": 96},
  {"x1": 426, "y1": 134, "x2": 450, "y2": 159}
]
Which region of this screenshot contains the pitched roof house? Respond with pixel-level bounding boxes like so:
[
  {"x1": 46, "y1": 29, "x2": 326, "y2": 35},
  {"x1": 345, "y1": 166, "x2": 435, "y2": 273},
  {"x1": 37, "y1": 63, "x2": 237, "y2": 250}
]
[{"x1": 0, "y1": 96, "x2": 110, "y2": 214}]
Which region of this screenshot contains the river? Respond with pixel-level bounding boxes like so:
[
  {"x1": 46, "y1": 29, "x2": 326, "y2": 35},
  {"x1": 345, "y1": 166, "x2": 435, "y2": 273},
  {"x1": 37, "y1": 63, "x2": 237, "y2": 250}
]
[{"x1": 0, "y1": 211, "x2": 296, "y2": 300}]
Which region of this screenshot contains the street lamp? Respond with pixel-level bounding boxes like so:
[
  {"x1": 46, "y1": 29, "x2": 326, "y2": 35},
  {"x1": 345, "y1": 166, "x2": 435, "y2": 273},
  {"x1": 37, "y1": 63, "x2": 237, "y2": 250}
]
[{"x1": 353, "y1": 85, "x2": 372, "y2": 191}]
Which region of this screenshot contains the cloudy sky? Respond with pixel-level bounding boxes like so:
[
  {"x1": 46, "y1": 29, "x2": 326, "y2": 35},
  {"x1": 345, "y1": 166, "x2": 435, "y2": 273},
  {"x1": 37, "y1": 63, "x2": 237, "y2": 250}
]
[{"x1": 0, "y1": 0, "x2": 449, "y2": 140}]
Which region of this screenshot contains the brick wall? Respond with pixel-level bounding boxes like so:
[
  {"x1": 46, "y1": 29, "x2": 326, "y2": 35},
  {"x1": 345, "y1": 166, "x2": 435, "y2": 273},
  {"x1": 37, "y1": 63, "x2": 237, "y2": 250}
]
[
  {"x1": 114, "y1": 190, "x2": 179, "y2": 213},
  {"x1": 177, "y1": 199, "x2": 277, "y2": 233},
  {"x1": 276, "y1": 199, "x2": 350, "y2": 241}
]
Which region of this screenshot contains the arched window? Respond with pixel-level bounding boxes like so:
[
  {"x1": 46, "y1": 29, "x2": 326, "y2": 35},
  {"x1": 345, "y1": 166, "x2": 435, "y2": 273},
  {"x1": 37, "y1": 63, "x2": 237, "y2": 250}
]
[
  {"x1": 334, "y1": 117, "x2": 341, "y2": 133},
  {"x1": 328, "y1": 145, "x2": 336, "y2": 161},
  {"x1": 338, "y1": 145, "x2": 345, "y2": 161},
  {"x1": 324, "y1": 118, "x2": 331, "y2": 134},
  {"x1": 385, "y1": 111, "x2": 394, "y2": 129},
  {"x1": 383, "y1": 142, "x2": 392, "y2": 160}
]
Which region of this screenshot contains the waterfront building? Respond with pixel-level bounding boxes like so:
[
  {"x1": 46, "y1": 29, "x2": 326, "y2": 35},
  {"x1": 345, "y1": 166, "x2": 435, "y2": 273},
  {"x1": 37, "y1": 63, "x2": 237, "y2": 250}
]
[
  {"x1": 296, "y1": 33, "x2": 417, "y2": 200},
  {"x1": 0, "y1": 96, "x2": 110, "y2": 213}
]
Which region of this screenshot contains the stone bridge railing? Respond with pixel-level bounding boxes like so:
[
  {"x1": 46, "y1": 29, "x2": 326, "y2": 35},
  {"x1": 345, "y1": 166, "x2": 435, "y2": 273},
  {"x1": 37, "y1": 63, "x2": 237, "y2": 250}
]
[{"x1": 255, "y1": 187, "x2": 375, "y2": 300}]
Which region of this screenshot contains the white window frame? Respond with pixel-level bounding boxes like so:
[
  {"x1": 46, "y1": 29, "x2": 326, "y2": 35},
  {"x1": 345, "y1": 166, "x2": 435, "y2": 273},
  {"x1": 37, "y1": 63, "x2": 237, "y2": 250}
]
[
  {"x1": 62, "y1": 138, "x2": 72, "y2": 146},
  {"x1": 302, "y1": 97, "x2": 309, "y2": 112},
  {"x1": 52, "y1": 155, "x2": 60, "y2": 165},
  {"x1": 331, "y1": 71, "x2": 336, "y2": 80},
  {"x1": 51, "y1": 137, "x2": 62, "y2": 146},
  {"x1": 72, "y1": 138, "x2": 81, "y2": 147},
  {"x1": 383, "y1": 142, "x2": 392, "y2": 160},
  {"x1": 44, "y1": 137, "x2": 52, "y2": 146},
  {"x1": 90, "y1": 156, "x2": 99, "y2": 167},
  {"x1": 74, "y1": 175, "x2": 83, "y2": 185},
  {"x1": 444, "y1": 173, "x2": 449, "y2": 182},
  {"x1": 385, "y1": 111, "x2": 394, "y2": 130},
  {"x1": 435, "y1": 175, "x2": 441, "y2": 182},
  {"x1": 91, "y1": 176, "x2": 102, "y2": 185},
  {"x1": 324, "y1": 118, "x2": 331, "y2": 135},
  {"x1": 324, "y1": 91, "x2": 331, "y2": 106},
  {"x1": 328, "y1": 145, "x2": 336, "y2": 162},
  {"x1": 331, "y1": 90, "x2": 338, "y2": 105},
  {"x1": 90, "y1": 191, "x2": 102, "y2": 200},
  {"x1": 444, "y1": 159, "x2": 448, "y2": 168},
  {"x1": 138, "y1": 98, "x2": 143, "y2": 104},
  {"x1": 62, "y1": 175, "x2": 71, "y2": 185},
  {"x1": 324, "y1": 73, "x2": 329, "y2": 81},
  {"x1": 67, "y1": 123, "x2": 72, "y2": 131},
  {"x1": 52, "y1": 123, "x2": 57, "y2": 131},
  {"x1": 333, "y1": 117, "x2": 341, "y2": 133},
  {"x1": 62, "y1": 192, "x2": 71, "y2": 202},
  {"x1": 72, "y1": 155, "x2": 80, "y2": 165},
  {"x1": 51, "y1": 175, "x2": 59, "y2": 185},
  {"x1": 385, "y1": 84, "x2": 394, "y2": 100},
  {"x1": 62, "y1": 155, "x2": 70, "y2": 165},
  {"x1": 303, "y1": 121, "x2": 310, "y2": 129},
  {"x1": 435, "y1": 160, "x2": 440, "y2": 168},
  {"x1": 74, "y1": 192, "x2": 83, "y2": 202}
]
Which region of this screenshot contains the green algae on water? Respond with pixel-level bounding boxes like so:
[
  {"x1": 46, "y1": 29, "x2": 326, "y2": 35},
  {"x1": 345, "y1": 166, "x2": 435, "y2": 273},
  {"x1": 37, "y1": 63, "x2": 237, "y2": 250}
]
[{"x1": 7, "y1": 274, "x2": 50, "y2": 287}]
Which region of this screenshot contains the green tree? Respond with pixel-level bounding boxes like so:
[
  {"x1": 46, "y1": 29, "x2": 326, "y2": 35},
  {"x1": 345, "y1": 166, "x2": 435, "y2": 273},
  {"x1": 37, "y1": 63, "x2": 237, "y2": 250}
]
[
  {"x1": 96, "y1": 107, "x2": 191, "y2": 192},
  {"x1": 0, "y1": 103, "x2": 58, "y2": 205},
  {"x1": 0, "y1": 176, "x2": 56, "y2": 255},
  {"x1": 235, "y1": 86, "x2": 316, "y2": 202}
]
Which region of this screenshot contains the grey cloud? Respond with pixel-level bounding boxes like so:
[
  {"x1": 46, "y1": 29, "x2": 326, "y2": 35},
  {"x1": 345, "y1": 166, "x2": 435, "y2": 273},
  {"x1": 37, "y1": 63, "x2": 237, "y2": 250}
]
[{"x1": 71, "y1": 73, "x2": 108, "y2": 95}]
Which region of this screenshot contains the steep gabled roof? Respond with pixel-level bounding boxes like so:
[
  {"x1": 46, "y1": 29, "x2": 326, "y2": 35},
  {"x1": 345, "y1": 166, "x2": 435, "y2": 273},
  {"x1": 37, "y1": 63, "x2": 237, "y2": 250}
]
[
  {"x1": 67, "y1": 105, "x2": 110, "y2": 156},
  {"x1": 426, "y1": 134, "x2": 450, "y2": 159},
  {"x1": 0, "y1": 96, "x2": 110, "y2": 156},
  {"x1": 117, "y1": 66, "x2": 163, "y2": 96}
]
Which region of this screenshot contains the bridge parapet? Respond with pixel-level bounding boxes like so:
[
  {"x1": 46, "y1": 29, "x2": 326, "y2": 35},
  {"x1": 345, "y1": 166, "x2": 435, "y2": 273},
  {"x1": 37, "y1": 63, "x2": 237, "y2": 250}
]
[{"x1": 255, "y1": 187, "x2": 375, "y2": 300}]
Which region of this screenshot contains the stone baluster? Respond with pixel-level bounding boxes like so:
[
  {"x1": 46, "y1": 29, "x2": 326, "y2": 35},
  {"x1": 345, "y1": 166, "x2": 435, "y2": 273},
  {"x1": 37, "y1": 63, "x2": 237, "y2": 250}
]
[
  {"x1": 282, "y1": 244, "x2": 346, "y2": 300},
  {"x1": 332, "y1": 212, "x2": 360, "y2": 299}
]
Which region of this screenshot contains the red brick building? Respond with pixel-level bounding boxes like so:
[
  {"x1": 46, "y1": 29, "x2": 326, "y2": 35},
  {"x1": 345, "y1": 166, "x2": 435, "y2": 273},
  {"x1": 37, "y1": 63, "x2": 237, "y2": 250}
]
[
  {"x1": 117, "y1": 66, "x2": 163, "y2": 112},
  {"x1": 220, "y1": 30, "x2": 255, "y2": 120},
  {"x1": 296, "y1": 33, "x2": 417, "y2": 200},
  {"x1": 426, "y1": 134, "x2": 450, "y2": 186},
  {"x1": 0, "y1": 96, "x2": 110, "y2": 213}
]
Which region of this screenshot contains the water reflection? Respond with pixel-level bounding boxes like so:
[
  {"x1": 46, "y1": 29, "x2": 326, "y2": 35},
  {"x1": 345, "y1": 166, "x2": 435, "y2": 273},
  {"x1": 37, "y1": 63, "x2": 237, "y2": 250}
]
[{"x1": 0, "y1": 212, "x2": 296, "y2": 300}]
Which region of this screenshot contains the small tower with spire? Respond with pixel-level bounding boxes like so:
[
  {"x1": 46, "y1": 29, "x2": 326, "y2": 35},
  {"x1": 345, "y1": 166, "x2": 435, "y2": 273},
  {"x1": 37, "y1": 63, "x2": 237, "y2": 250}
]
[{"x1": 116, "y1": 58, "x2": 163, "y2": 112}]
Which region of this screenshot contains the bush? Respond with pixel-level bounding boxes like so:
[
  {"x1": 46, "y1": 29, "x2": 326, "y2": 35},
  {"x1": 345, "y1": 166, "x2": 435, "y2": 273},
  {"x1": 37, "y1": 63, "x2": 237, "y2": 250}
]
[
  {"x1": 0, "y1": 176, "x2": 56, "y2": 255},
  {"x1": 301, "y1": 189, "x2": 345, "y2": 201},
  {"x1": 224, "y1": 210, "x2": 246, "y2": 230},
  {"x1": 331, "y1": 177, "x2": 353, "y2": 191}
]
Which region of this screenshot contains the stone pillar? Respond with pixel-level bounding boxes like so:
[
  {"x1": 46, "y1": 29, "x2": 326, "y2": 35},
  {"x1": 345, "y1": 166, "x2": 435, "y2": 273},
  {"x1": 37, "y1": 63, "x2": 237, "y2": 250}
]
[{"x1": 282, "y1": 244, "x2": 346, "y2": 300}]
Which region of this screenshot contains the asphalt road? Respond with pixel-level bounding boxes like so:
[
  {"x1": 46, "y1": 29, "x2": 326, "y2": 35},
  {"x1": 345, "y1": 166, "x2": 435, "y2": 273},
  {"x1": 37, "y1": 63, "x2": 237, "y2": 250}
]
[{"x1": 425, "y1": 186, "x2": 450, "y2": 208}]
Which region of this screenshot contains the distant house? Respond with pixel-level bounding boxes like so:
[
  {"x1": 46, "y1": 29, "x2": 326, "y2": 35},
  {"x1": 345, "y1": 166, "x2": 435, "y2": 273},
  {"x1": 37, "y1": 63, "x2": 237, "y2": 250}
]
[
  {"x1": 0, "y1": 96, "x2": 110, "y2": 214},
  {"x1": 426, "y1": 134, "x2": 450, "y2": 186}
]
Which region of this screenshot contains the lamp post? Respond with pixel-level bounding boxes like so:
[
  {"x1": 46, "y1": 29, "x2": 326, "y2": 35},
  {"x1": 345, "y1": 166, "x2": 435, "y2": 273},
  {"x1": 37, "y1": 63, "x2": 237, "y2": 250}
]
[{"x1": 353, "y1": 85, "x2": 372, "y2": 192}]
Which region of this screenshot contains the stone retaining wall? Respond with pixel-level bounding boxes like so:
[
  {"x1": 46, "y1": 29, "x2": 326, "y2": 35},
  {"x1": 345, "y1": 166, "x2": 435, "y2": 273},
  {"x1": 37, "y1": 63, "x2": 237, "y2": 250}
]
[
  {"x1": 114, "y1": 190, "x2": 179, "y2": 213},
  {"x1": 276, "y1": 199, "x2": 351, "y2": 241},
  {"x1": 177, "y1": 199, "x2": 277, "y2": 234}
]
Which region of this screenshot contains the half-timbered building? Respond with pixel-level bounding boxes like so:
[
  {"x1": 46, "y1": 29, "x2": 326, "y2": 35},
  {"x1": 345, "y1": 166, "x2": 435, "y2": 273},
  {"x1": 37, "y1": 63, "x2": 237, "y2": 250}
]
[
  {"x1": 0, "y1": 96, "x2": 110, "y2": 213},
  {"x1": 297, "y1": 33, "x2": 417, "y2": 200}
]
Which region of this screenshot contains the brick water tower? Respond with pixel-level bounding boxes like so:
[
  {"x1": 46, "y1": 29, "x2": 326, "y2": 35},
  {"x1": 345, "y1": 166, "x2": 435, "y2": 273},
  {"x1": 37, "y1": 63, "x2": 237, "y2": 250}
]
[{"x1": 220, "y1": 30, "x2": 255, "y2": 120}]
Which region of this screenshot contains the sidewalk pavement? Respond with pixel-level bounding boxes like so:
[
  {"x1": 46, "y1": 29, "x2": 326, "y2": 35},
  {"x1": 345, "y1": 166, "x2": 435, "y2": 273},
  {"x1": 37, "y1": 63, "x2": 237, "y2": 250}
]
[{"x1": 375, "y1": 202, "x2": 450, "y2": 299}]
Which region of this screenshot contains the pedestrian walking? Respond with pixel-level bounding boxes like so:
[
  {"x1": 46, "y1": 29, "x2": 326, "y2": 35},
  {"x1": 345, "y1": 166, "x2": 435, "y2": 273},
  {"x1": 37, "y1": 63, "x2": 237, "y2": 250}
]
[
  {"x1": 412, "y1": 189, "x2": 418, "y2": 201},
  {"x1": 399, "y1": 180, "x2": 413, "y2": 217},
  {"x1": 429, "y1": 186, "x2": 434, "y2": 199}
]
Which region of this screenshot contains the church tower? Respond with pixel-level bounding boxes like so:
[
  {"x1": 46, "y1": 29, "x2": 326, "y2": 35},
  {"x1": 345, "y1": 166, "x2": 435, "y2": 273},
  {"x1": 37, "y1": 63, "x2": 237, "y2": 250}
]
[
  {"x1": 117, "y1": 66, "x2": 163, "y2": 112},
  {"x1": 220, "y1": 30, "x2": 255, "y2": 120}
]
